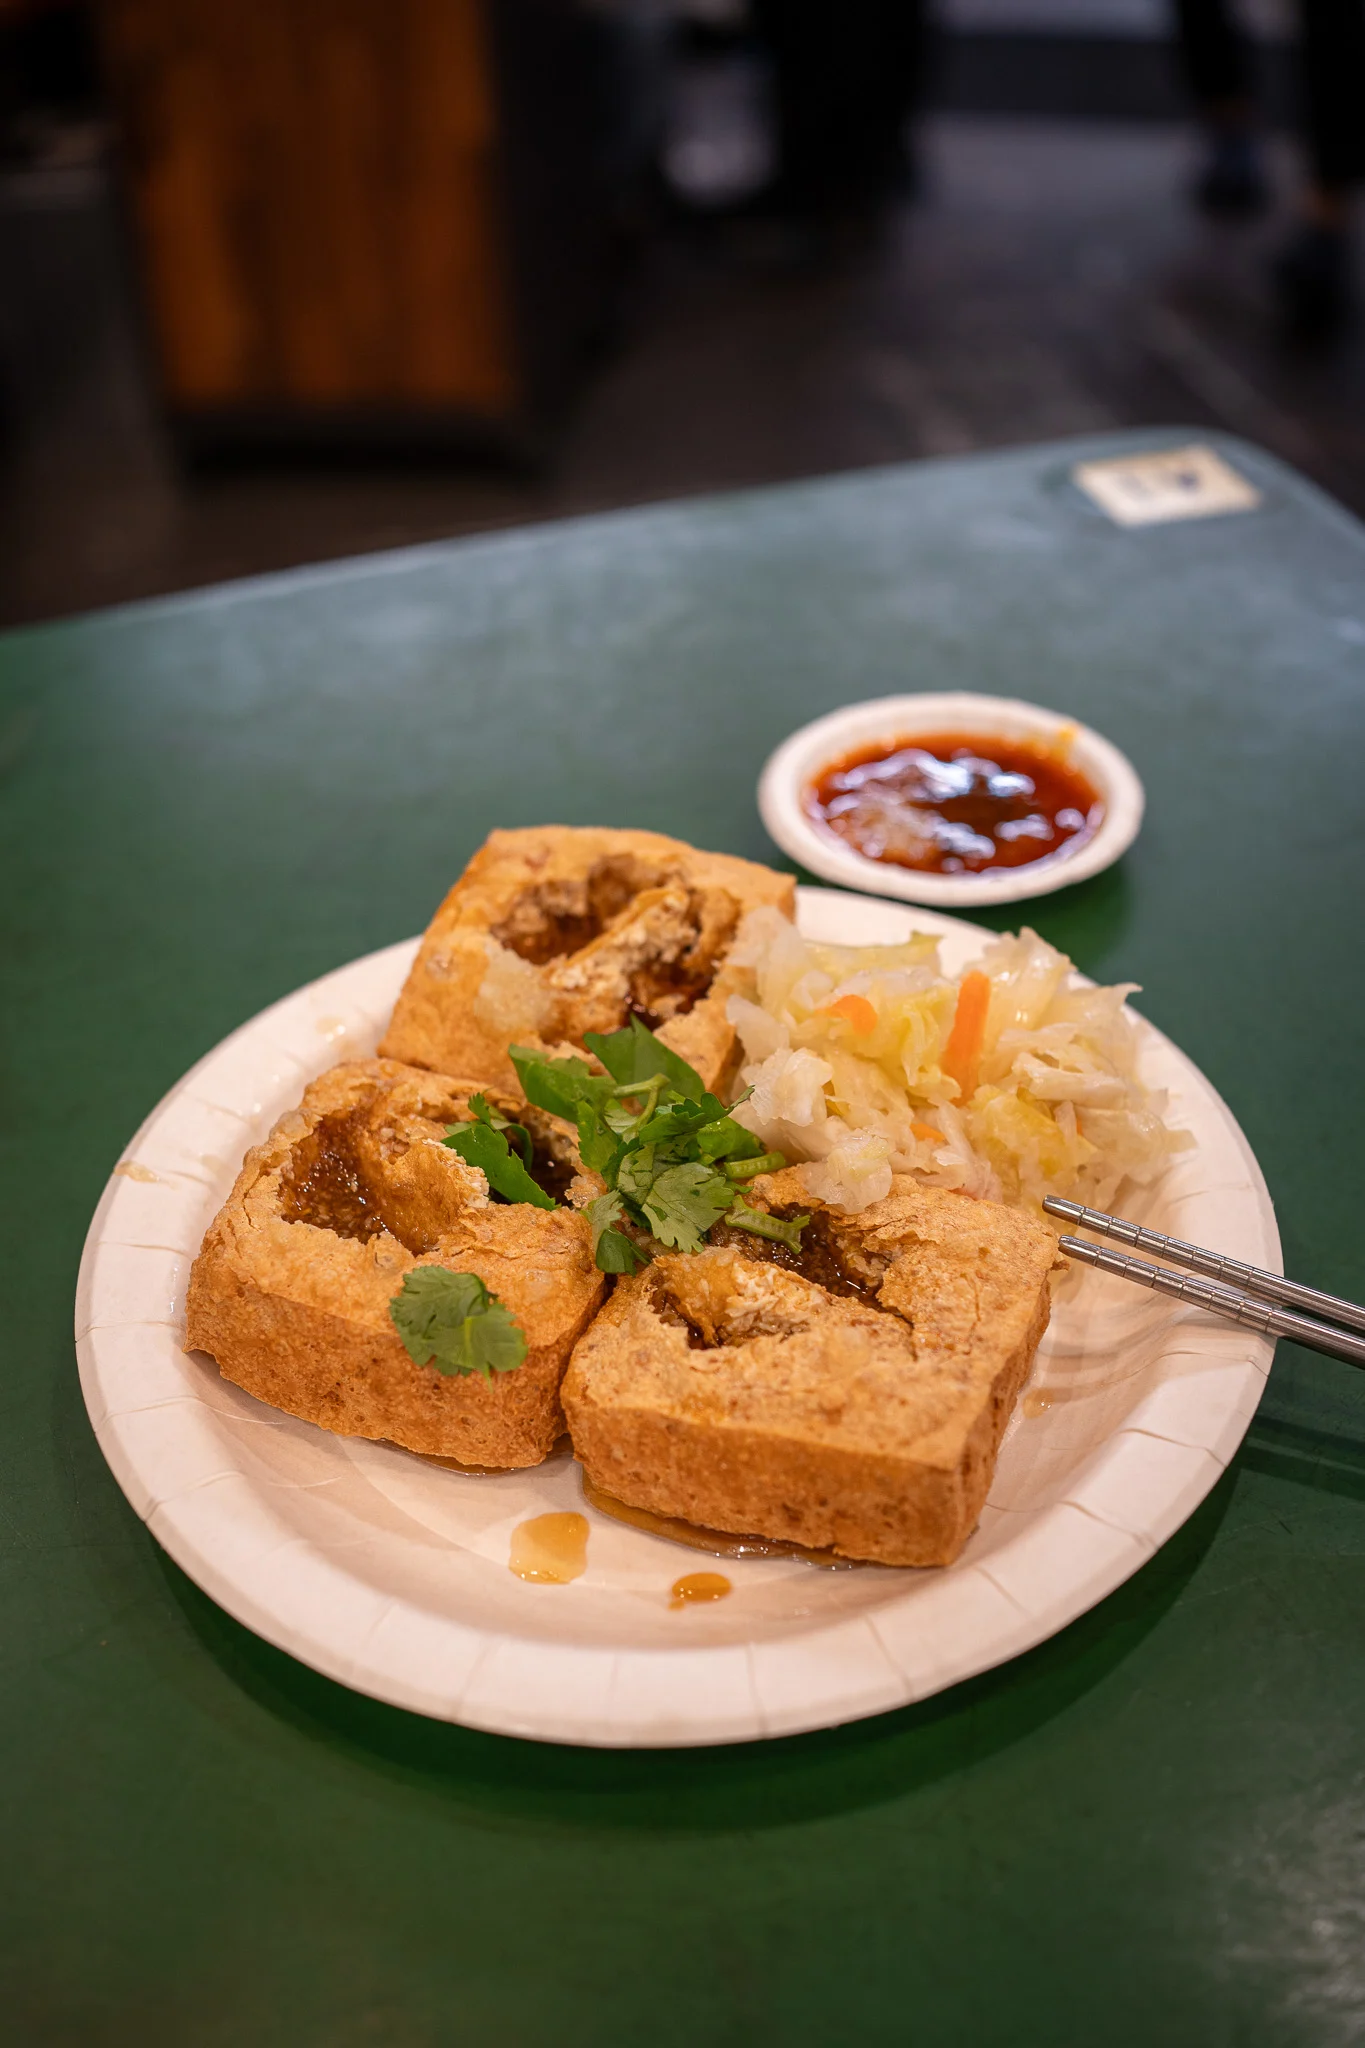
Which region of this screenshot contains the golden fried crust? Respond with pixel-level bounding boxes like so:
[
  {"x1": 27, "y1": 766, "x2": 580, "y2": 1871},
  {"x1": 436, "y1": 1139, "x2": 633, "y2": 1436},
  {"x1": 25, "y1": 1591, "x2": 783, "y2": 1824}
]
[
  {"x1": 379, "y1": 826, "x2": 795, "y2": 1095},
  {"x1": 186, "y1": 1059, "x2": 606, "y2": 1467},
  {"x1": 562, "y1": 1178, "x2": 1057, "y2": 1565}
]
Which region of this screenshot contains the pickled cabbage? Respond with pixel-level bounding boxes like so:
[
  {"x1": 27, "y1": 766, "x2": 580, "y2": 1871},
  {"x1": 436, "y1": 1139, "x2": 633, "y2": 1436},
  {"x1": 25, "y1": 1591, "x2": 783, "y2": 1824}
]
[{"x1": 726, "y1": 908, "x2": 1191, "y2": 1215}]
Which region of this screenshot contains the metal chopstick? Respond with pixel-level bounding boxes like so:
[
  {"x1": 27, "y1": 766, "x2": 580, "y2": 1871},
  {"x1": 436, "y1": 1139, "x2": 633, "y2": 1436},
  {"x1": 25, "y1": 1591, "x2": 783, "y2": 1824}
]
[
  {"x1": 1055, "y1": 1234, "x2": 1365, "y2": 1369},
  {"x1": 1043, "y1": 1195, "x2": 1365, "y2": 1336}
]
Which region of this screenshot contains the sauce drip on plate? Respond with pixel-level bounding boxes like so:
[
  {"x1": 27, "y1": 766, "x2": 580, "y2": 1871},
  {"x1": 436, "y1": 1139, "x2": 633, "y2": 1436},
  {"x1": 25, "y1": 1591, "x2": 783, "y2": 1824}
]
[
  {"x1": 509, "y1": 1512, "x2": 589, "y2": 1583},
  {"x1": 807, "y1": 731, "x2": 1103, "y2": 876},
  {"x1": 670, "y1": 1572, "x2": 732, "y2": 1609}
]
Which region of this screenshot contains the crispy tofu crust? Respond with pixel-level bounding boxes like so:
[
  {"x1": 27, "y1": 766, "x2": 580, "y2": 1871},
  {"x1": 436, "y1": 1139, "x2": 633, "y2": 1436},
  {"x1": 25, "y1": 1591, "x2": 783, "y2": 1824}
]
[
  {"x1": 185, "y1": 1060, "x2": 606, "y2": 1467},
  {"x1": 379, "y1": 826, "x2": 795, "y2": 1095},
  {"x1": 562, "y1": 1173, "x2": 1058, "y2": 1565}
]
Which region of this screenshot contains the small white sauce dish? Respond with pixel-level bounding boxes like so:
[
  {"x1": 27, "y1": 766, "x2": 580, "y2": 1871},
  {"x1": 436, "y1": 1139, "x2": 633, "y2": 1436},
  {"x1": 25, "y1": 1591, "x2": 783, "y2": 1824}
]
[{"x1": 758, "y1": 692, "x2": 1145, "y2": 908}]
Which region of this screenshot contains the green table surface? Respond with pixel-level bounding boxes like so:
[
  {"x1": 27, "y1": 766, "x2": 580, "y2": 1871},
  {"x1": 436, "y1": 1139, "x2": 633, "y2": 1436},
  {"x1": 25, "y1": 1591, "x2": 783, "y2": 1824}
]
[{"x1": 3, "y1": 428, "x2": 1364, "y2": 2047}]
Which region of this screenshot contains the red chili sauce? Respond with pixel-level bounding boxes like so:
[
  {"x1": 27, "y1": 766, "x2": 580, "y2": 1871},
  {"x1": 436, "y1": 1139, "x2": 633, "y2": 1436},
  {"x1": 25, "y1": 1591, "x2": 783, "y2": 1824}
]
[{"x1": 807, "y1": 731, "x2": 1103, "y2": 876}]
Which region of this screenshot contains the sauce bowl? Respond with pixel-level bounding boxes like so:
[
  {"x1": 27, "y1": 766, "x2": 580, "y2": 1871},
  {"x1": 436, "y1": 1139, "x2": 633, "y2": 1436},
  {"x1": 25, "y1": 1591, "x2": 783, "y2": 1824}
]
[{"x1": 758, "y1": 692, "x2": 1145, "y2": 908}]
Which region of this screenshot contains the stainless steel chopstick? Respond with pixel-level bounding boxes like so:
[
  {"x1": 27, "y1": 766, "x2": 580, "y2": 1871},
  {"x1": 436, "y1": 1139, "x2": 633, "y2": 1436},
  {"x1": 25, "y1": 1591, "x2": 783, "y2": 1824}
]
[
  {"x1": 1056, "y1": 1234, "x2": 1365, "y2": 1369},
  {"x1": 1043, "y1": 1195, "x2": 1365, "y2": 1335}
]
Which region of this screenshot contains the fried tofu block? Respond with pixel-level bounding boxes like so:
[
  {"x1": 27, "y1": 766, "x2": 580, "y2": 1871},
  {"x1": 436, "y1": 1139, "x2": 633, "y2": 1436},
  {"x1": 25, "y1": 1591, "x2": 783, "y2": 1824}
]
[
  {"x1": 379, "y1": 826, "x2": 795, "y2": 1096},
  {"x1": 562, "y1": 1174, "x2": 1057, "y2": 1565},
  {"x1": 186, "y1": 1060, "x2": 605, "y2": 1467}
]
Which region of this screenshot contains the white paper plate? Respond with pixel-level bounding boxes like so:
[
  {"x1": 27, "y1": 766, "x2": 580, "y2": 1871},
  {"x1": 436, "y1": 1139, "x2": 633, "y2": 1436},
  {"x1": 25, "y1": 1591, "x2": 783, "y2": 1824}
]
[
  {"x1": 759, "y1": 694, "x2": 1146, "y2": 907},
  {"x1": 76, "y1": 889, "x2": 1276, "y2": 1748}
]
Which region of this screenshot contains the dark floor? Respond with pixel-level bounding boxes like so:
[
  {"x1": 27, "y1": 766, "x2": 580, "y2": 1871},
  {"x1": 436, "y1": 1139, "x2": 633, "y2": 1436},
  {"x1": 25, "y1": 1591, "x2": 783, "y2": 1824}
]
[{"x1": 2, "y1": 113, "x2": 1364, "y2": 629}]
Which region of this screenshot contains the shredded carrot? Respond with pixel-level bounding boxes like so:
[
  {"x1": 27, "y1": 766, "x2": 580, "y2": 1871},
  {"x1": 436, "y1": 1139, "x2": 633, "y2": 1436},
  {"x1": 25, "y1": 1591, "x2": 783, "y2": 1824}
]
[
  {"x1": 941, "y1": 970, "x2": 990, "y2": 1101},
  {"x1": 821, "y1": 992, "x2": 878, "y2": 1035},
  {"x1": 911, "y1": 1122, "x2": 945, "y2": 1145}
]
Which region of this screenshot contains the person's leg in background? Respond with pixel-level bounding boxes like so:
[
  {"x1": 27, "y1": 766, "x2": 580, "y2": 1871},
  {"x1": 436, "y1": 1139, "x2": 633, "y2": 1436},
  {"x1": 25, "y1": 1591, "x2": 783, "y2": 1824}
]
[
  {"x1": 748, "y1": 0, "x2": 928, "y2": 214},
  {"x1": 1273, "y1": 0, "x2": 1365, "y2": 330},
  {"x1": 1171, "y1": 0, "x2": 1271, "y2": 214}
]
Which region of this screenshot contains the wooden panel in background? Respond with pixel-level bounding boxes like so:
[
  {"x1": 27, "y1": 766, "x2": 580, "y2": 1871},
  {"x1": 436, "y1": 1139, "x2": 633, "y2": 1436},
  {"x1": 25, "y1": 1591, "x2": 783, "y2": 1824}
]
[{"x1": 99, "y1": 0, "x2": 518, "y2": 416}]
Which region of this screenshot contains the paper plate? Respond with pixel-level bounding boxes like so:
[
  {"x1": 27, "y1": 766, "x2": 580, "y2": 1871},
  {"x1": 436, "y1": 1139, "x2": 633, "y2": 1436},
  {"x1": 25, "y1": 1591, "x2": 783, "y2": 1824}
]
[{"x1": 76, "y1": 889, "x2": 1276, "y2": 1747}]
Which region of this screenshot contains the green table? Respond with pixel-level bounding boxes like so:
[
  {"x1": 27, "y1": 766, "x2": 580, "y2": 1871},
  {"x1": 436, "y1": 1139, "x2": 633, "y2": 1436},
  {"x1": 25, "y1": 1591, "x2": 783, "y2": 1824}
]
[{"x1": 4, "y1": 430, "x2": 1364, "y2": 2047}]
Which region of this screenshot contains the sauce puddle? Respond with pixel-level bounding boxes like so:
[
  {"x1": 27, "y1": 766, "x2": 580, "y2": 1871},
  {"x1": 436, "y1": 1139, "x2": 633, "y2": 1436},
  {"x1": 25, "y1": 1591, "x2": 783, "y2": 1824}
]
[
  {"x1": 509, "y1": 1512, "x2": 589, "y2": 1584},
  {"x1": 670, "y1": 1572, "x2": 732, "y2": 1610}
]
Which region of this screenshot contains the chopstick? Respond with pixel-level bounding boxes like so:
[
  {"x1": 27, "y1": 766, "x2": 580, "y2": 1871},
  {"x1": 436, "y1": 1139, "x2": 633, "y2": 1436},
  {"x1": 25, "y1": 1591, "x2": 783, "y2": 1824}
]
[
  {"x1": 1042, "y1": 1199, "x2": 1365, "y2": 1369},
  {"x1": 1043, "y1": 1195, "x2": 1365, "y2": 1334}
]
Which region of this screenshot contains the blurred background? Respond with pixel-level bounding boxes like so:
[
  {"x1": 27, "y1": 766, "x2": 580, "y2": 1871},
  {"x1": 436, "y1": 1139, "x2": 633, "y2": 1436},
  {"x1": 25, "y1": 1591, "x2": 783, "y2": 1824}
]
[{"x1": 1, "y1": 0, "x2": 1362, "y2": 630}]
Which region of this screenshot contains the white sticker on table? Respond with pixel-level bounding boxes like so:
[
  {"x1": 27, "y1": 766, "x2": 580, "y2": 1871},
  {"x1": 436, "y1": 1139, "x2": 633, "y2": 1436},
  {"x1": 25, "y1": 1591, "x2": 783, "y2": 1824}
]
[{"x1": 1073, "y1": 445, "x2": 1262, "y2": 527}]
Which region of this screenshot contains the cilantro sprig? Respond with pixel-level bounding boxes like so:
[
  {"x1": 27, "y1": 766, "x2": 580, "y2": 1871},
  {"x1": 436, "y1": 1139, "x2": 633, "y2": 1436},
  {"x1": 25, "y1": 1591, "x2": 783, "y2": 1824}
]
[
  {"x1": 510, "y1": 1017, "x2": 807, "y2": 1273},
  {"x1": 443, "y1": 1095, "x2": 556, "y2": 1210},
  {"x1": 389, "y1": 1267, "x2": 528, "y2": 1379},
  {"x1": 468, "y1": 1092, "x2": 533, "y2": 1165},
  {"x1": 582, "y1": 1190, "x2": 649, "y2": 1275}
]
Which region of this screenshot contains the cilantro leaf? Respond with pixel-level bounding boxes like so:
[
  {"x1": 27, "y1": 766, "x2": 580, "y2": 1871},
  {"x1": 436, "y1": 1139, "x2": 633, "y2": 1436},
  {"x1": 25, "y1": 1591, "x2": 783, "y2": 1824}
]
[
  {"x1": 694, "y1": 1116, "x2": 769, "y2": 1163},
  {"x1": 444, "y1": 1119, "x2": 556, "y2": 1209},
  {"x1": 468, "y1": 1092, "x2": 533, "y2": 1168},
  {"x1": 583, "y1": 1017, "x2": 706, "y2": 1102},
  {"x1": 512, "y1": 1024, "x2": 793, "y2": 1269},
  {"x1": 726, "y1": 1198, "x2": 809, "y2": 1252},
  {"x1": 596, "y1": 1227, "x2": 647, "y2": 1274},
  {"x1": 389, "y1": 1268, "x2": 527, "y2": 1379},
  {"x1": 572, "y1": 1099, "x2": 625, "y2": 1180},
  {"x1": 583, "y1": 1190, "x2": 650, "y2": 1274},
  {"x1": 615, "y1": 1142, "x2": 661, "y2": 1206},
  {"x1": 634, "y1": 1093, "x2": 731, "y2": 1147},
  {"x1": 509, "y1": 1046, "x2": 614, "y2": 1122},
  {"x1": 603, "y1": 1092, "x2": 658, "y2": 1137},
  {"x1": 639, "y1": 1161, "x2": 736, "y2": 1252}
]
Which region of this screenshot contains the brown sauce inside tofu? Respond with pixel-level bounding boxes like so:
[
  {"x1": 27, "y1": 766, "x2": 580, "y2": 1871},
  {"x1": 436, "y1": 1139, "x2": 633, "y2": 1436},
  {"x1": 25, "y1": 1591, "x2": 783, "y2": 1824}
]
[
  {"x1": 494, "y1": 901, "x2": 599, "y2": 967},
  {"x1": 627, "y1": 949, "x2": 723, "y2": 1029},
  {"x1": 629, "y1": 887, "x2": 740, "y2": 1026},
  {"x1": 492, "y1": 855, "x2": 668, "y2": 966},
  {"x1": 492, "y1": 859, "x2": 735, "y2": 1029},
  {"x1": 709, "y1": 1213, "x2": 880, "y2": 1303},
  {"x1": 282, "y1": 1107, "x2": 564, "y2": 1248},
  {"x1": 280, "y1": 1113, "x2": 387, "y2": 1243},
  {"x1": 520, "y1": 1137, "x2": 578, "y2": 1206},
  {"x1": 651, "y1": 1282, "x2": 713, "y2": 1349}
]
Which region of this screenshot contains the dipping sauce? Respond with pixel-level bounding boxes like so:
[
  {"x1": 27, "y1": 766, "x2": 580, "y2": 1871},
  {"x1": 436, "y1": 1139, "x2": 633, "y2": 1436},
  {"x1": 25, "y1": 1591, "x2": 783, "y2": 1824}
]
[{"x1": 807, "y1": 731, "x2": 1103, "y2": 876}]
